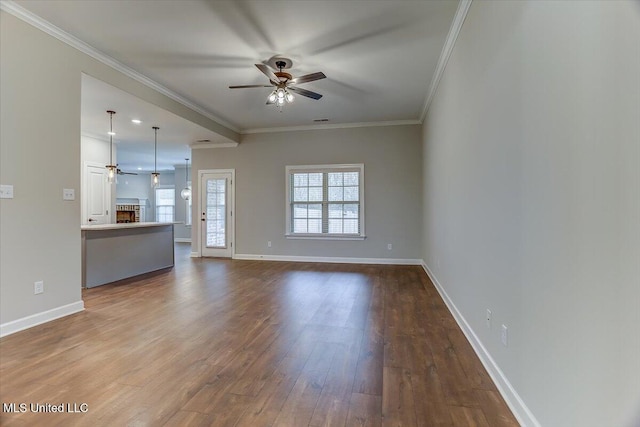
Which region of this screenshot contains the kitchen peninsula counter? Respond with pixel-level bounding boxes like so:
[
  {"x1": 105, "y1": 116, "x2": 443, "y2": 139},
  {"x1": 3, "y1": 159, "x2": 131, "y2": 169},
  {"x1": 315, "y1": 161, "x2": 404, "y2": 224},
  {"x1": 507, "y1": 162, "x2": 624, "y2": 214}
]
[{"x1": 81, "y1": 222, "x2": 174, "y2": 288}]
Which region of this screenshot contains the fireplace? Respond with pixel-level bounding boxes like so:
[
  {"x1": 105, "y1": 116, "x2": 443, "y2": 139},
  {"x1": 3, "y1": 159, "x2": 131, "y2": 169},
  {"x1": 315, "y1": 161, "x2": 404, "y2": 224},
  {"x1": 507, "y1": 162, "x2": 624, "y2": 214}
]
[{"x1": 116, "y1": 204, "x2": 140, "y2": 223}]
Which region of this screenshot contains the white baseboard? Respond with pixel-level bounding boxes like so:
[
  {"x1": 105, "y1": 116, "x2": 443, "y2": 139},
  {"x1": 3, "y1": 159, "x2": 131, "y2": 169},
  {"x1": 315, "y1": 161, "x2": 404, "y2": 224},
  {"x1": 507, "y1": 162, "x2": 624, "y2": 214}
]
[
  {"x1": 420, "y1": 261, "x2": 539, "y2": 427},
  {"x1": 190, "y1": 251, "x2": 200, "y2": 258},
  {"x1": 233, "y1": 253, "x2": 422, "y2": 265},
  {"x1": 0, "y1": 301, "x2": 85, "y2": 338},
  {"x1": 174, "y1": 238, "x2": 192, "y2": 243}
]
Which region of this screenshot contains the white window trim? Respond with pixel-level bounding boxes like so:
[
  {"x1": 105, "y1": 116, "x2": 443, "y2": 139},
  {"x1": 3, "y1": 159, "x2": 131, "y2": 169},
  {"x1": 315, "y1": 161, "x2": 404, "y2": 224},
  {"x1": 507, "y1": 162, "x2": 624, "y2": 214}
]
[
  {"x1": 154, "y1": 185, "x2": 175, "y2": 223},
  {"x1": 285, "y1": 163, "x2": 366, "y2": 240}
]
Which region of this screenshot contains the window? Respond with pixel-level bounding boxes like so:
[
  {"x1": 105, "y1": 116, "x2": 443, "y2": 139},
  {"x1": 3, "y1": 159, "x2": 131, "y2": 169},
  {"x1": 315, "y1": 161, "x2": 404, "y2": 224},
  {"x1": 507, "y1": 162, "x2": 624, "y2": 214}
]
[
  {"x1": 286, "y1": 164, "x2": 365, "y2": 239},
  {"x1": 155, "y1": 187, "x2": 175, "y2": 223}
]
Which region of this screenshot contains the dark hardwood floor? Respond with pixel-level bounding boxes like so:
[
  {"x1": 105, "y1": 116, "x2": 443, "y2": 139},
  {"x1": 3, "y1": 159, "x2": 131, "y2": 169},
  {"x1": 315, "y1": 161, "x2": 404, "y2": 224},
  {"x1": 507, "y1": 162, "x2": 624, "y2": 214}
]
[{"x1": 0, "y1": 243, "x2": 518, "y2": 426}]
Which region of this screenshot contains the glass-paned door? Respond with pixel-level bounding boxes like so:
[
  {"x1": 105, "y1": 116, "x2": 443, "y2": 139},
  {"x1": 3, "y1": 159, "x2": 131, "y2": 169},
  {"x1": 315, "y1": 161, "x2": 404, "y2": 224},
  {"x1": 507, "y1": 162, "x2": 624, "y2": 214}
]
[{"x1": 200, "y1": 171, "x2": 233, "y2": 257}]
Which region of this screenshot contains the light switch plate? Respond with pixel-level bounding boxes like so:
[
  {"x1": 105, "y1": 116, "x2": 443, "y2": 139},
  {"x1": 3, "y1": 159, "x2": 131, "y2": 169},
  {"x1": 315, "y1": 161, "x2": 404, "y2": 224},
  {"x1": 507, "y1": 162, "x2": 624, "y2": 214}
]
[
  {"x1": 63, "y1": 188, "x2": 75, "y2": 201},
  {"x1": 0, "y1": 184, "x2": 14, "y2": 199}
]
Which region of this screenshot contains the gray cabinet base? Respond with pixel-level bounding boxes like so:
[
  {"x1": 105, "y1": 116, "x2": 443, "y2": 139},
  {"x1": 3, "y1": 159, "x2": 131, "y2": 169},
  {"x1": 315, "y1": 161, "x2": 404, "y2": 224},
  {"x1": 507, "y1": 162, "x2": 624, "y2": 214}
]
[{"x1": 82, "y1": 224, "x2": 174, "y2": 288}]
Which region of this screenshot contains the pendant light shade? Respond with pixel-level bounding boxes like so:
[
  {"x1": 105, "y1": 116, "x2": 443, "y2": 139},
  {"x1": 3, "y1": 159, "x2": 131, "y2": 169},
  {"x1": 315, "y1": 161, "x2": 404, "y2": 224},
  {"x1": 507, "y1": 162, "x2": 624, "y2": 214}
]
[
  {"x1": 151, "y1": 126, "x2": 160, "y2": 188},
  {"x1": 105, "y1": 110, "x2": 117, "y2": 184},
  {"x1": 180, "y1": 158, "x2": 191, "y2": 201}
]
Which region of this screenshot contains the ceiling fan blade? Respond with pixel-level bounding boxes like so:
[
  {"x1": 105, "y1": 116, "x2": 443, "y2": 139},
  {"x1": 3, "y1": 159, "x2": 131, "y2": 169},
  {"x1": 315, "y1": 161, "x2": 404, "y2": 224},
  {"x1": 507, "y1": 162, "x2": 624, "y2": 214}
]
[
  {"x1": 255, "y1": 63, "x2": 279, "y2": 82},
  {"x1": 229, "y1": 84, "x2": 273, "y2": 89},
  {"x1": 292, "y1": 72, "x2": 326, "y2": 85},
  {"x1": 289, "y1": 86, "x2": 323, "y2": 100}
]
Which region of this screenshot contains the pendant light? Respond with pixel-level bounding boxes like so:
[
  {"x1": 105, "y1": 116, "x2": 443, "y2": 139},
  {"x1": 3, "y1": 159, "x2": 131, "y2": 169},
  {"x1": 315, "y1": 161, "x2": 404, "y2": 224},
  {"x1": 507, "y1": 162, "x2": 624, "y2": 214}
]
[
  {"x1": 105, "y1": 110, "x2": 117, "y2": 183},
  {"x1": 180, "y1": 158, "x2": 191, "y2": 201},
  {"x1": 151, "y1": 126, "x2": 160, "y2": 187}
]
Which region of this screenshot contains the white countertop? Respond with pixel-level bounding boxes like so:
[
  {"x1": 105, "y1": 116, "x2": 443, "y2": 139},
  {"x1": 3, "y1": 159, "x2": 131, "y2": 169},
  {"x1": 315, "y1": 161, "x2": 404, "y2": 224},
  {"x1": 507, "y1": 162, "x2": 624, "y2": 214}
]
[{"x1": 81, "y1": 222, "x2": 173, "y2": 231}]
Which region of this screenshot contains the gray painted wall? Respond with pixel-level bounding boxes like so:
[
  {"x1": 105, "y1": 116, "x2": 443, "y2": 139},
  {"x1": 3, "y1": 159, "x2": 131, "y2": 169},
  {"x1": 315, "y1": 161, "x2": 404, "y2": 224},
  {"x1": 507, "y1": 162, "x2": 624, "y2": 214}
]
[
  {"x1": 1, "y1": 12, "x2": 83, "y2": 324},
  {"x1": 117, "y1": 170, "x2": 191, "y2": 238},
  {"x1": 116, "y1": 173, "x2": 152, "y2": 222},
  {"x1": 191, "y1": 125, "x2": 423, "y2": 259},
  {"x1": 422, "y1": 2, "x2": 640, "y2": 426},
  {"x1": 173, "y1": 165, "x2": 192, "y2": 240},
  {"x1": 0, "y1": 10, "x2": 233, "y2": 326}
]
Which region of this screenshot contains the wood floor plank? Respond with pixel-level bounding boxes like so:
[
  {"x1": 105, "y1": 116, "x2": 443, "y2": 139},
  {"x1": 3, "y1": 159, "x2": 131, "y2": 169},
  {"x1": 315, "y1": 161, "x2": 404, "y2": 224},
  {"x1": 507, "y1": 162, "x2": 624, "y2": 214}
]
[
  {"x1": 381, "y1": 366, "x2": 417, "y2": 427},
  {"x1": 352, "y1": 275, "x2": 385, "y2": 396},
  {"x1": 0, "y1": 244, "x2": 518, "y2": 427},
  {"x1": 271, "y1": 342, "x2": 338, "y2": 427},
  {"x1": 346, "y1": 392, "x2": 382, "y2": 427},
  {"x1": 446, "y1": 328, "x2": 496, "y2": 391},
  {"x1": 411, "y1": 374, "x2": 453, "y2": 427},
  {"x1": 309, "y1": 335, "x2": 363, "y2": 426},
  {"x1": 473, "y1": 389, "x2": 520, "y2": 427},
  {"x1": 426, "y1": 325, "x2": 478, "y2": 408},
  {"x1": 162, "y1": 410, "x2": 209, "y2": 427},
  {"x1": 233, "y1": 355, "x2": 308, "y2": 426},
  {"x1": 448, "y1": 405, "x2": 491, "y2": 427}
]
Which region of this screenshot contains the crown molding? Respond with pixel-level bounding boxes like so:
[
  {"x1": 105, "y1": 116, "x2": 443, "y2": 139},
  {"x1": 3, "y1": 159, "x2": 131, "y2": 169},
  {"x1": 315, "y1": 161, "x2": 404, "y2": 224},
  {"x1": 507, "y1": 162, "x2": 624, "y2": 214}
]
[
  {"x1": 0, "y1": 0, "x2": 240, "y2": 134},
  {"x1": 241, "y1": 119, "x2": 421, "y2": 135},
  {"x1": 190, "y1": 142, "x2": 239, "y2": 149},
  {"x1": 2, "y1": 0, "x2": 470, "y2": 134},
  {"x1": 420, "y1": 0, "x2": 473, "y2": 122},
  {"x1": 81, "y1": 131, "x2": 109, "y2": 143}
]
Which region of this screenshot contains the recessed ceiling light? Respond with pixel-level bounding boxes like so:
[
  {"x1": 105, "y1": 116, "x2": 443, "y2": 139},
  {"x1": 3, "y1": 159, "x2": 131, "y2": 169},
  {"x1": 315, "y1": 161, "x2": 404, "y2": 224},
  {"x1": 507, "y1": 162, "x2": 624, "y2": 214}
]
[
  {"x1": 131, "y1": 119, "x2": 141, "y2": 124},
  {"x1": 137, "y1": 167, "x2": 142, "y2": 170},
  {"x1": 108, "y1": 131, "x2": 116, "y2": 135}
]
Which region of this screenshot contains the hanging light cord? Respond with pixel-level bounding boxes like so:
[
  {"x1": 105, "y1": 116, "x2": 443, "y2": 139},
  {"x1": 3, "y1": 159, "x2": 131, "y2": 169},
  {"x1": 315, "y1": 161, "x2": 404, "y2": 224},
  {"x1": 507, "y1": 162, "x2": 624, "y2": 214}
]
[
  {"x1": 185, "y1": 158, "x2": 189, "y2": 187},
  {"x1": 153, "y1": 126, "x2": 159, "y2": 174},
  {"x1": 109, "y1": 112, "x2": 114, "y2": 165}
]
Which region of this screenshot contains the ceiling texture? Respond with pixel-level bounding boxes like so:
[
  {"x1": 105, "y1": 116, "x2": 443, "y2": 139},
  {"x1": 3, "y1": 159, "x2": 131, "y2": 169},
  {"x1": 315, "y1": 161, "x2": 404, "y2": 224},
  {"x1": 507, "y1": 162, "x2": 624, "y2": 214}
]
[{"x1": 10, "y1": 0, "x2": 461, "y2": 170}]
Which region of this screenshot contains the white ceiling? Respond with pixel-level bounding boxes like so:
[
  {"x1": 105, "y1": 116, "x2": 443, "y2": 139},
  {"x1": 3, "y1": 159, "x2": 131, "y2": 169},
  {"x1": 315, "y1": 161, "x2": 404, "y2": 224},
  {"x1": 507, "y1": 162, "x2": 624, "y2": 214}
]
[
  {"x1": 13, "y1": 0, "x2": 460, "y2": 169},
  {"x1": 81, "y1": 74, "x2": 226, "y2": 172}
]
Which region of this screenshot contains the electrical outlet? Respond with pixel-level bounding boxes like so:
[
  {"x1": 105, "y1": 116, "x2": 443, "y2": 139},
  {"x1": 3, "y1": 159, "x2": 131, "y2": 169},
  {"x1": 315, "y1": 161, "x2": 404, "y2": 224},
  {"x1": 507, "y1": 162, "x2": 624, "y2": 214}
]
[
  {"x1": 34, "y1": 281, "x2": 44, "y2": 295},
  {"x1": 267, "y1": 241, "x2": 272, "y2": 248},
  {"x1": 387, "y1": 243, "x2": 392, "y2": 250},
  {"x1": 62, "y1": 188, "x2": 75, "y2": 200},
  {"x1": 0, "y1": 184, "x2": 14, "y2": 199},
  {"x1": 486, "y1": 309, "x2": 492, "y2": 329},
  {"x1": 501, "y1": 324, "x2": 508, "y2": 347}
]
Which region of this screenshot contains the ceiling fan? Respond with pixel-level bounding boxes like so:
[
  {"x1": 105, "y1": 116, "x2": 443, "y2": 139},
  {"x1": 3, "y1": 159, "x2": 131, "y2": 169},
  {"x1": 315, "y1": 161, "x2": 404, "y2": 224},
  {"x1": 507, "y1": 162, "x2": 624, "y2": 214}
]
[
  {"x1": 116, "y1": 165, "x2": 137, "y2": 176},
  {"x1": 229, "y1": 57, "x2": 326, "y2": 107}
]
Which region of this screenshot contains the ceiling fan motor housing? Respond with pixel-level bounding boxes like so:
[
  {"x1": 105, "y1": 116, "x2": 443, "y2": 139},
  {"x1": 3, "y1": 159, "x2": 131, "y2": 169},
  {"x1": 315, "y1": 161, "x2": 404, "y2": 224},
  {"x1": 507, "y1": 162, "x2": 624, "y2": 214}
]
[
  {"x1": 274, "y1": 71, "x2": 292, "y2": 83},
  {"x1": 267, "y1": 56, "x2": 293, "y2": 70}
]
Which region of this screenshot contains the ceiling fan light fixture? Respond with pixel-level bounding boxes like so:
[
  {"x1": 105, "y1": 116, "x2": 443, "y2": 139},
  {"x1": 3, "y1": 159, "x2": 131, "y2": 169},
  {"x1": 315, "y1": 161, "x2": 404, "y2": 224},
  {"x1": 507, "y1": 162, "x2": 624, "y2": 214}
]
[
  {"x1": 286, "y1": 92, "x2": 295, "y2": 103},
  {"x1": 268, "y1": 92, "x2": 277, "y2": 103}
]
